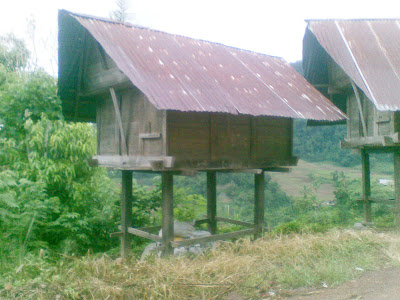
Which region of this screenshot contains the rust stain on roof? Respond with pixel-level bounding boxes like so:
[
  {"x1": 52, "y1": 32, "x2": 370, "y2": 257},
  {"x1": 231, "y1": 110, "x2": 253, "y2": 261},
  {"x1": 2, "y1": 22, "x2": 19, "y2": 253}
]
[
  {"x1": 58, "y1": 10, "x2": 346, "y2": 121},
  {"x1": 305, "y1": 19, "x2": 400, "y2": 111}
]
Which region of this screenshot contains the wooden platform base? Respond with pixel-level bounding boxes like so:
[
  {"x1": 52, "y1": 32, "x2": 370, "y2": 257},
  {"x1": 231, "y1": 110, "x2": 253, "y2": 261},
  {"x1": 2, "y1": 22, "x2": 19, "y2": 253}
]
[
  {"x1": 117, "y1": 170, "x2": 267, "y2": 258},
  {"x1": 113, "y1": 217, "x2": 260, "y2": 251}
]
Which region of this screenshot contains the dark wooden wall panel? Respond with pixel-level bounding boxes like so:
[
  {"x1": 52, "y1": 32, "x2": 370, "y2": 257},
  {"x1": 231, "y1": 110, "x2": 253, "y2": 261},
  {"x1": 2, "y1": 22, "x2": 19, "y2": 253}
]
[
  {"x1": 167, "y1": 112, "x2": 293, "y2": 168},
  {"x1": 168, "y1": 112, "x2": 210, "y2": 161},
  {"x1": 254, "y1": 117, "x2": 291, "y2": 162},
  {"x1": 211, "y1": 114, "x2": 251, "y2": 161}
]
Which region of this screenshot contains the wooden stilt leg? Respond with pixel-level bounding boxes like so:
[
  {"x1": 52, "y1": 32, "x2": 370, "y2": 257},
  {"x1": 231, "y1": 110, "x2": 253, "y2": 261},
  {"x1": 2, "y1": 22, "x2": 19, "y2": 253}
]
[
  {"x1": 254, "y1": 171, "x2": 265, "y2": 239},
  {"x1": 394, "y1": 147, "x2": 400, "y2": 224},
  {"x1": 161, "y1": 172, "x2": 174, "y2": 256},
  {"x1": 207, "y1": 171, "x2": 217, "y2": 235},
  {"x1": 121, "y1": 170, "x2": 133, "y2": 259},
  {"x1": 361, "y1": 149, "x2": 372, "y2": 223}
]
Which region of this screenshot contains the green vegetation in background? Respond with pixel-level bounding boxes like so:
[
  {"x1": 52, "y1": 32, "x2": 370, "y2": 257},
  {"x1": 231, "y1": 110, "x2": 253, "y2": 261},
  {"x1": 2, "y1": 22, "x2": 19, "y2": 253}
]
[{"x1": 293, "y1": 119, "x2": 359, "y2": 167}]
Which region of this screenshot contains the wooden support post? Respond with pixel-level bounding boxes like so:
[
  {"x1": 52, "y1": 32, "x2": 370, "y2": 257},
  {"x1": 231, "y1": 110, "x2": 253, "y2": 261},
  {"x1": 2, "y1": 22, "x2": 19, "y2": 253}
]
[
  {"x1": 394, "y1": 147, "x2": 400, "y2": 224},
  {"x1": 121, "y1": 170, "x2": 133, "y2": 259},
  {"x1": 361, "y1": 149, "x2": 372, "y2": 223},
  {"x1": 161, "y1": 172, "x2": 174, "y2": 256},
  {"x1": 254, "y1": 171, "x2": 265, "y2": 239},
  {"x1": 207, "y1": 171, "x2": 217, "y2": 235}
]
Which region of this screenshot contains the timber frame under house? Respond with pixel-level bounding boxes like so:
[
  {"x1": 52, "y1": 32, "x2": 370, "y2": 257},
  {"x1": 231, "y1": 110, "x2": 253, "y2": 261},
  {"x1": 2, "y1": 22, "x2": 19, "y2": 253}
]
[
  {"x1": 303, "y1": 19, "x2": 400, "y2": 223},
  {"x1": 58, "y1": 10, "x2": 345, "y2": 257}
]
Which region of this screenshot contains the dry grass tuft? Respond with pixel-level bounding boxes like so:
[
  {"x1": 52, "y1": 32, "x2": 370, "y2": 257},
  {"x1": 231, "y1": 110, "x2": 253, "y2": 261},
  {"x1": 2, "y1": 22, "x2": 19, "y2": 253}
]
[{"x1": 2, "y1": 229, "x2": 400, "y2": 299}]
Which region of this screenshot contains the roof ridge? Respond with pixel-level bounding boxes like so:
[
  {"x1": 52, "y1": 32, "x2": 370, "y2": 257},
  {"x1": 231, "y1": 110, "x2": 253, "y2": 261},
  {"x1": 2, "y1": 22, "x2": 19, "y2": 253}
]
[
  {"x1": 306, "y1": 18, "x2": 400, "y2": 23},
  {"x1": 61, "y1": 9, "x2": 284, "y2": 60}
]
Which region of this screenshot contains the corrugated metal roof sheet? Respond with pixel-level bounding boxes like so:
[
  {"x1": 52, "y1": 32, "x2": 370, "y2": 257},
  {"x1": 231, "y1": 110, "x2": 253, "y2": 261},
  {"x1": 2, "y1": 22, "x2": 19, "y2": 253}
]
[
  {"x1": 306, "y1": 19, "x2": 400, "y2": 111},
  {"x1": 59, "y1": 10, "x2": 346, "y2": 121}
]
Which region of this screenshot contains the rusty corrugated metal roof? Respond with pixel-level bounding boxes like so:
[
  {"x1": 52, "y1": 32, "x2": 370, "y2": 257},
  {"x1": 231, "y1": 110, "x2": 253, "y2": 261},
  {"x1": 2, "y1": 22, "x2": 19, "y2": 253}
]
[
  {"x1": 59, "y1": 10, "x2": 346, "y2": 121},
  {"x1": 305, "y1": 19, "x2": 400, "y2": 111}
]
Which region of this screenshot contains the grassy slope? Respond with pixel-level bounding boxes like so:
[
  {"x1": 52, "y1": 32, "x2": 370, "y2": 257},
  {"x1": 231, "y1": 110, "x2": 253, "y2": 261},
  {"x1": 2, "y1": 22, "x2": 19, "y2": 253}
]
[
  {"x1": 270, "y1": 160, "x2": 394, "y2": 202},
  {"x1": 2, "y1": 230, "x2": 400, "y2": 299}
]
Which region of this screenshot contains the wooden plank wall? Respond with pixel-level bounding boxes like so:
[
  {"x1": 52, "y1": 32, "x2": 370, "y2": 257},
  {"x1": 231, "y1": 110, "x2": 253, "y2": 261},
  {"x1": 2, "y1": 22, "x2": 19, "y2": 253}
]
[
  {"x1": 168, "y1": 112, "x2": 210, "y2": 161},
  {"x1": 121, "y1": 89, "x2": 165, "y2": 156},
  {"x1": 85, "y1": 36, "x2": 167, "y2": 157},
  {"x1": 98, "y1": 88, "x2": 165, "y2": 157},
  {"x1": 346, "y1": 92, "x2": 396, "y2": 139},
  {"x1": 97, "y1": 95, "x2": 120, "y2": 155},
  {"x1": 167, "y1": 111, "x2": 292, "y2": 168},
  {"x1": 253, "y1": 117, "x2": 292, "y2": 163},
  {"x1": 329, "y1": 59, "x2": 398, "y2": 140}
]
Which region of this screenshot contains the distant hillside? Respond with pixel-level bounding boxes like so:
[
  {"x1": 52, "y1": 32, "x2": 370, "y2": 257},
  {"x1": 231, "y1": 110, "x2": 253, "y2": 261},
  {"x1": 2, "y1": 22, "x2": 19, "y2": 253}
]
[{"x1": 293, "y1": 119, "x2": 360, "y2": 167}]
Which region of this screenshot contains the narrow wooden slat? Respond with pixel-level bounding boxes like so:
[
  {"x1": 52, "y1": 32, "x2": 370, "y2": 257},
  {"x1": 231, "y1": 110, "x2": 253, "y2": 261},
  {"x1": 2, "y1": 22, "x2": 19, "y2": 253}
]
[
  {"x1": 127, "y1": 227, "x2": 162, "y2": 242},
  {"x1": 139, "y1": 133, "x2": 162, "y2": 139},
  {"x1": 351, "y1": 81, "x2": 367, "y2": 137},
  {"x1": 215, "y1": 217, "x2": 255, "y2": 228},
  {"x1": 110, "y1": 87, "x2": 128, "y2": 155},
  {"x1": 171, "y1": 229, "x2": 256, "y2": 248}
]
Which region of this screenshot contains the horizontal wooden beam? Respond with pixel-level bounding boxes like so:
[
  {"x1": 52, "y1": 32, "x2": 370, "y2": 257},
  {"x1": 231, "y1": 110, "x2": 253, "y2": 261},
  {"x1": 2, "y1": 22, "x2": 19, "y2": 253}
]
[
  {"x1": 90, "y1": 155, "x2": 175, "y2": 170},
  {"x1": 263, "y1": 167, "x2": 291, "y2": 173},
  {"x1": 81, "y1": 66, "x2": 130, "y2": 96},
  {"x1": 171, "y1": 228, "x2": 256, "y2": 248},
  {"x1": 217, "y1": 169, "x2": 263, "y2": 174},
  {"x1": 137, "y1": 225, "x2": 162, "y2": 233},
  {"x1": 193, "y1": 218, "x2": 209, "y2": 226},
  {"x1": 110, "y1": 231, "x2": 123, "y2": 237},
  {"x1": 215, "y1": 217, "x2": 255, "y2": 228},
  {"x1": 357, "y1": 197, "x2": 395, "y2": 205},
  {"x1": 127, "y1": 227, "x2": 162, "y2": 242},
  {"x1": 341, "y1": 133, "x2": 400, "y2": 149}
]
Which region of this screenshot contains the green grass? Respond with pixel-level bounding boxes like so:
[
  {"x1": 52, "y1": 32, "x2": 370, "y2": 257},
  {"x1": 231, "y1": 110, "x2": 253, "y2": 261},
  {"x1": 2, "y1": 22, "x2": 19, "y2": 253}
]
[
  {"x1": 2, "y1": 229, "x2": 400, "y2": 299},
  {"x1": 270, "y1": 160, "x2": 394, "y2": 201}
]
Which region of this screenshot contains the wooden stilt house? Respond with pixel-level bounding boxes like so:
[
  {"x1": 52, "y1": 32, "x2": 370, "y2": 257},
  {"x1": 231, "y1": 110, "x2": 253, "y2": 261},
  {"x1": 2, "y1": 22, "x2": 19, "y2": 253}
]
[
  {"x1": 303, "y1": 19, "x2": 400, "y2": 223},
  {"x1": 58, "y1": 10, "x2": 346, "y2": 257}
]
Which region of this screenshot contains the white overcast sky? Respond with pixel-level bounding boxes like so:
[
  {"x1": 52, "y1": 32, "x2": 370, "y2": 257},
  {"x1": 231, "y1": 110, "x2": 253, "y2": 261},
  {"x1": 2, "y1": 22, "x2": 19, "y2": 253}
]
[{"x1": 0, "y1": 0, "x2": 399, "y2": 76}]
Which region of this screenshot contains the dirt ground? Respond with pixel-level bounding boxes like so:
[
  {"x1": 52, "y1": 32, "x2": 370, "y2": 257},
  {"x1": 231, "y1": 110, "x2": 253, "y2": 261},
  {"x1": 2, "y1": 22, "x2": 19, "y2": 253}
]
[
  {"x1": 283, "y1": 267, "x2": 400, "y2": 300},
  {"x1": 225, "y1": 267, "x2": 400, "y2": 300}
]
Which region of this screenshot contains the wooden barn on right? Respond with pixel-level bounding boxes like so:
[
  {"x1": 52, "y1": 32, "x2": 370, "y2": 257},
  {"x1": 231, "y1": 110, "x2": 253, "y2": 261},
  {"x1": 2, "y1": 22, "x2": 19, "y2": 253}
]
[{"x1": 303, "y1": 19, "x2": 400, "y2": 223}]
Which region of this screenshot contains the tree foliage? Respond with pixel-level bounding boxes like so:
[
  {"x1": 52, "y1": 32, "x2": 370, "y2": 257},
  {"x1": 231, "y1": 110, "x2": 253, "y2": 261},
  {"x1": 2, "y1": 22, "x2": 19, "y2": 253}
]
[
  {"x1": 110, "y1": 0, "x2": 129, "y2": 22},
  {"x1": 0, "y1": 34, "x2": 29, "y2": 72},
  {"x1": 0, "y1": 117, "x2": 121, "y2": 255},
  {"x1": 0, "y1": 35, "x2": 61, "y2": 139},
  {"x1": 0, "y1": 35, "x2": 120, "y2": 259}
]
